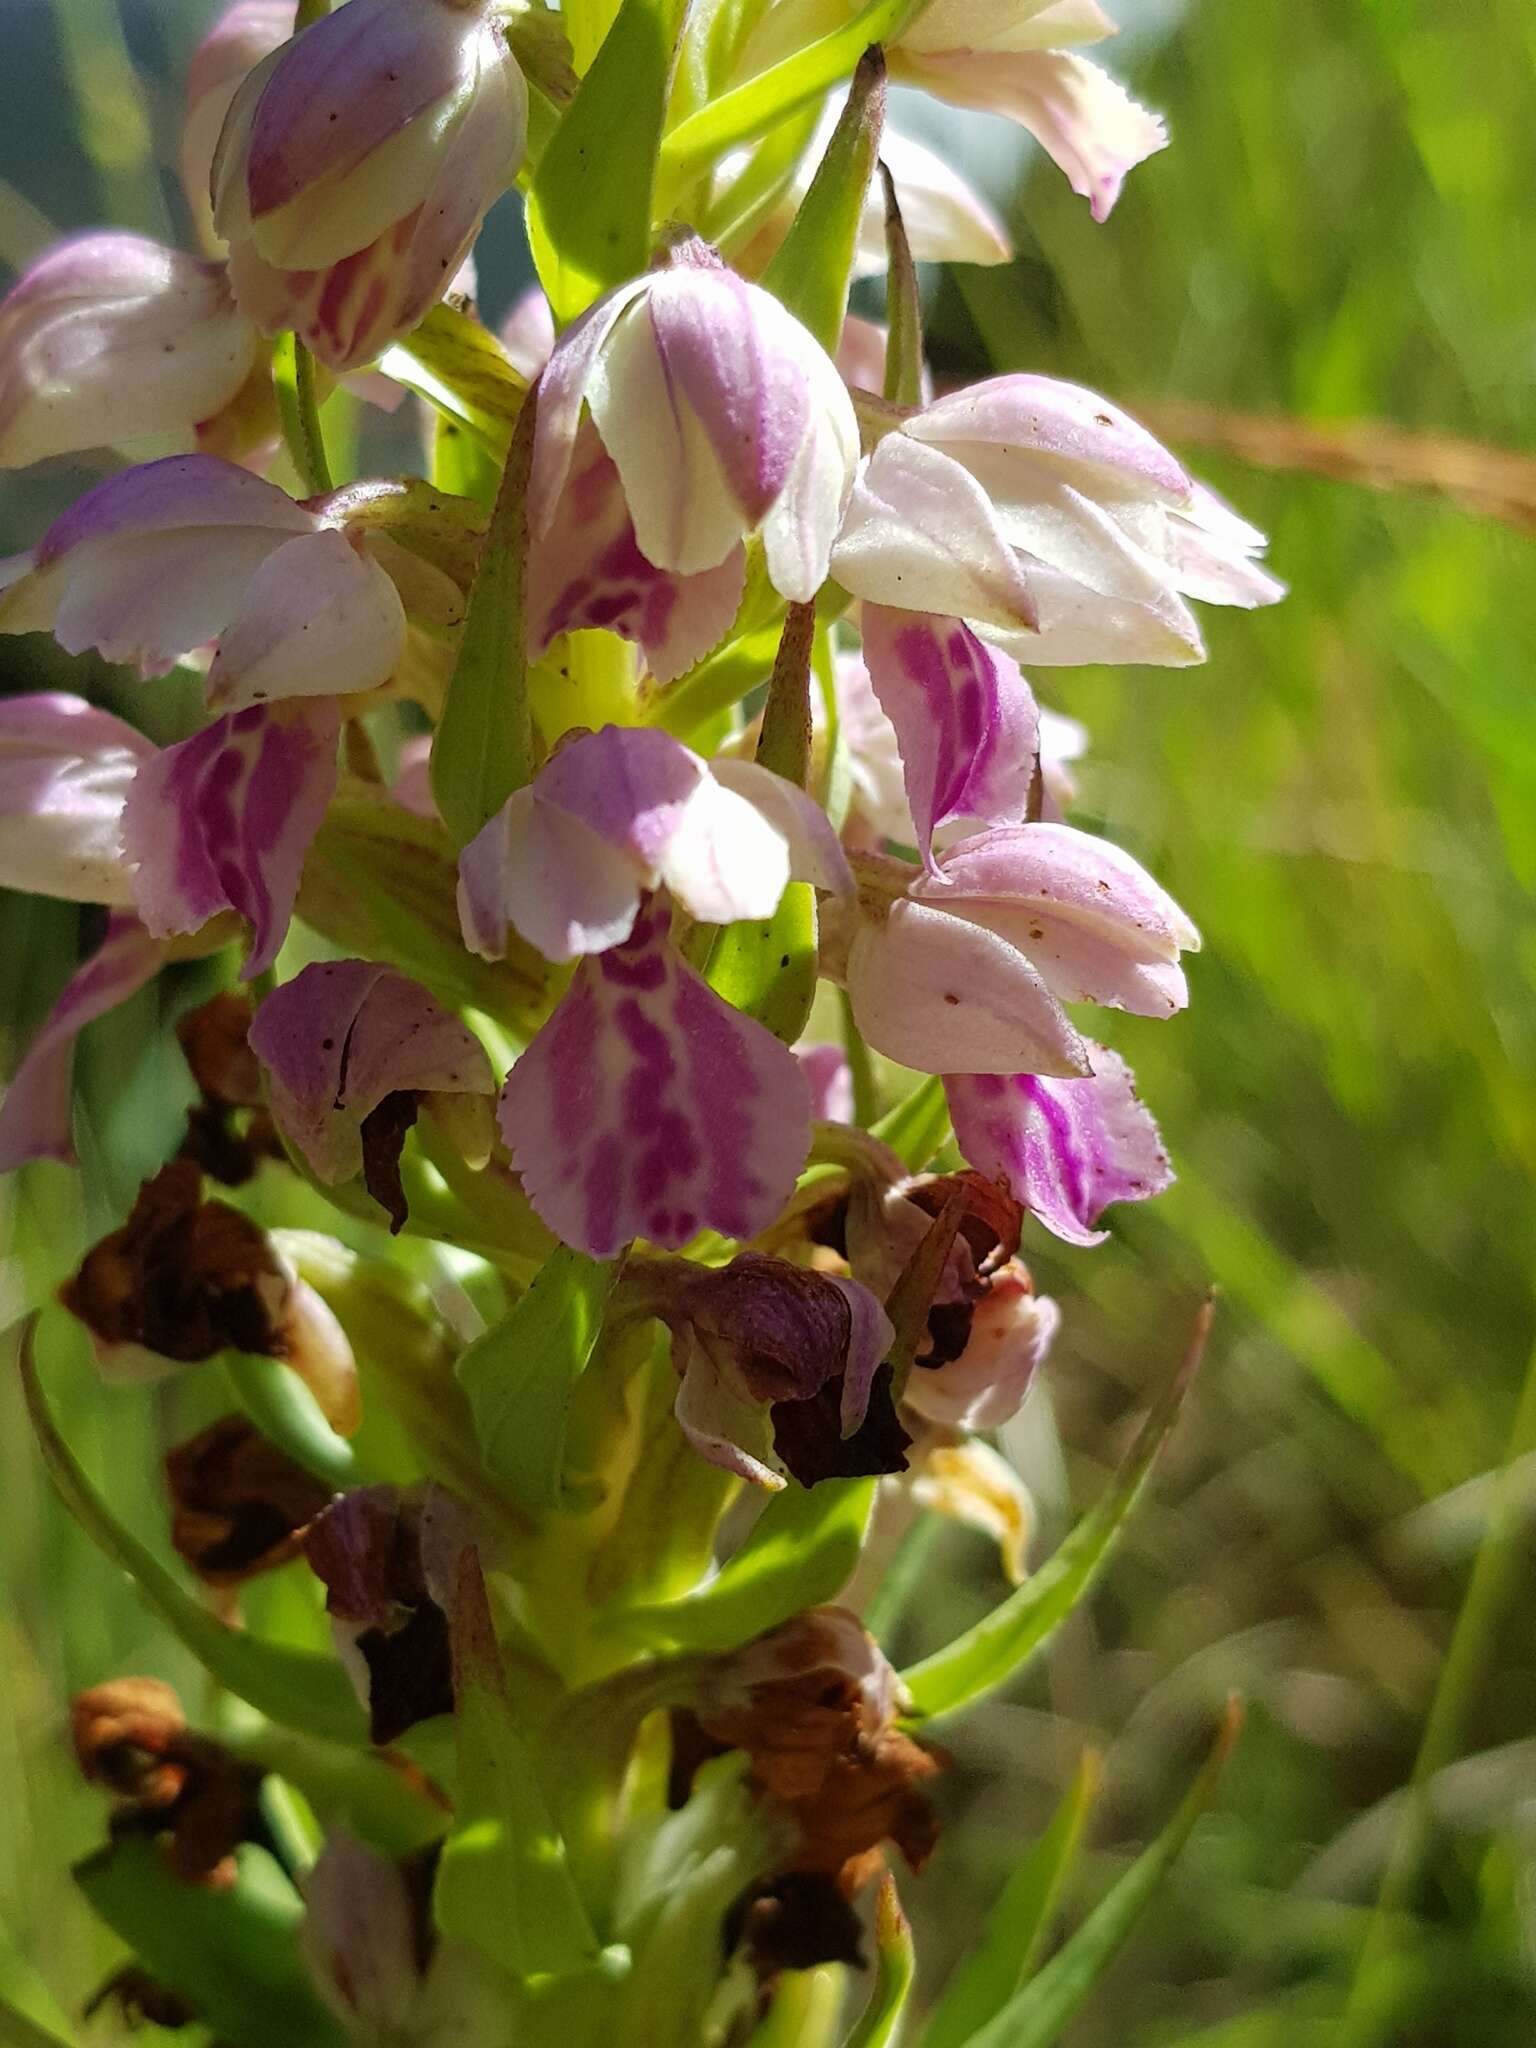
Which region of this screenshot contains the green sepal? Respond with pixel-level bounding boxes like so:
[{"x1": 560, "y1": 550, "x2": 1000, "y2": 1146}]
[
  {"x1": 615, "y1": 1477, "x2": 875, "y2": 1651},
  {"x1": 761, "y1": 47, "x2": 885, "y2": 356},
  {"x1": 18, "y1": 1318, "x2": 366, "y2": 1745},
  {"x1": 878, "y1": 162, "x2": 924, "y2": 408},
  {"x1": 75, "y1": 1839, "x2": 345, "y2": 2048},
  {"x1": 432, "y1": 389, "x2": 538, "y2": 847},
  {"x1": 223, "y1": 1351, "x2": 360, "y2": 1490},
  {"x1": 321, "y1": 475, "x2": 487, "y2": 594},
  {"x1": 457, "y1": 1248, "x2": 621, "y2": 1511},
  {"x1": 961, "y1": 1703, "x2": 1243, "y2": 2048},
  {"x1": 527, "y1": 0, "x2": 687, "y2": 323},
  {"x1": 435, "y1": 1549, "x2": 602, "y2": 1978},
  {"x1": 899, "y1": 1305, "x2": 1211, "y2": 1721},
  {"x1": 842, "y1": 1877, "x2": 914, "y2": 2048},
  {"x1": 923, "y1": 1748, "x2": 1101, "y2": 2048},
  {"x1": 870, "y1": 1072, "x2": 951, "y2": 1171},
  {"x1": 378, "y1": 304, "x2": 526, "y2": 456}
]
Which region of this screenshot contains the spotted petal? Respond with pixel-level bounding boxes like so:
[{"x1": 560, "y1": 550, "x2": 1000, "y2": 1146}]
[
  {"x1": 945, "y1": 1046, "x2": 1172, "y2": 1245},
  {"x1": 498, "y1": 897, "x2": 813, "y2": 1255},
  {"x1": 122, "y1": 700, "x2": 339, "y2": 978}
]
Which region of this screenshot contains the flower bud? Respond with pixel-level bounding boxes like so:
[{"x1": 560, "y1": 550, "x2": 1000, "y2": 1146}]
[
  {"x1": 0, "y1": 234, "x2": 258, "y2": 469},
  {"x1": 182, "y1": 1, "x2": 296, "y2": 254}
]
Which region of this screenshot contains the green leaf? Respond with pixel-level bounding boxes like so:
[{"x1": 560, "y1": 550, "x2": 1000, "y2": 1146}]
[
  {"x1": 617, "y1": 1477, "x2": 875, "y2": 1651},
  {"x1": 900, "y1": 1304, "x2": 1211, "y2": 1721},
  {"x1": 923, "y1": 1749, "x2": 1101, "y2": 2048},
  {"x1": 75, "y1": 1839, "x2": 345, "y2": 2048},
  {"x1": 870, "y1": 1073, "x2": 951, "y2": 1172},
  {"x1": 223, "y1": 1352, "x2": 359, "y2": 1489},
  {"x1": 457, "y1": 1248, "x2": 620, "y2": 1511},
  {"x1": 435, "y1": 1550, "x2": 601, "y2": 1977},
  {"x1": 878, "y1": 163, "x2": 923, "y2": 408},
  {"x1": 761, "y1": 48, "x2": 885, "y2": 355},
  {"x1": 961, "y1": 1703, "x2": 1243, "y2": 2048},
  {"x1": 0, "y1": 2002, "x2": 73, "y2": 2048},
  {"x1": 228, "y1": 1724, "x2": 450, "y2": 1857},
  {"x1": 431, "y1": 389, "x2": 538, "y2": 847},
  {"x1": 843, "y1": 1877, "x2": 914, "y2": 2048},
  {"x1": 526, "y1": 0, "x2": 686, "y2": 324},
  {"x1": 377, "y1": 304, "x2": 526, "y2": 456},
  {"x1": 18, "y1": 1317, "x2": 366, "y2": 1745},
  {"x1": 659, "y1": 0, "x2": 919, "y2": 187}
]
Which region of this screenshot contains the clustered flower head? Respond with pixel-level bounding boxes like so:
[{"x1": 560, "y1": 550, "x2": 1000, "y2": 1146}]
[{"x1": 1, "y1": 0, "x2": 1279, "y2": 2036}]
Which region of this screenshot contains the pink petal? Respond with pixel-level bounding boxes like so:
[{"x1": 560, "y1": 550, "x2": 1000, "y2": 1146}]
[
  {"x1": 796, "y1": 1042, "x2": 854, "y2": 1123},
  {"x1": 122, "y1": 699, "x2": 339, "y2": 978},
  {"x1": 0, "y1": 916, "x2": 167, "y2": 1170},
  {"x1": 708, "y1": 757, "x2": 855, "y2": 894},
  {"x1": 859, "y1": 605, "x2": 1039, "y2": 868},
  {"x1": 499, "y1": 284, "x2": 555, "y2": 380},
  {"x1": 528, "y1": 280, "x2": 647, "y2": 539},
  {"x1": 499, "y1": 896, "x2": 813, "y2": 1255},
  {"x1": 250, "y1": 959, "x2": 493, "y2": 1183},
  {"x1": 657, "y1": 774, "x2": 791, "y2": 925},
  {"x1": 903, "y1": 1271, "x2": 1058, "y2": 1431},
  {"x1": 909, "y1": 375, "x2": 1191, "y2": 502},
  {"x1": 832, "y1": 1274, "x2": 895, "y2": 1437},
  {"x1": 206, "y1": 528, "x2": 406, "y2": 708},
  {"x1": 182, "y1": 1, "x2": 295, "y2": 253},
  {"x1": 36, "y1": 453, "x2": 313, "y2": 561},
  {"x1": 846, "y1": 897, "x2": 1090, "y2": 1078},
  {"x1": 0, "y1": 693, "x2": 153, "y2": 905},
  {"x1": 458, "y1": 785, "x2": 644, "y2": 963},
  {"x1": 945, "y1": 1045, "x2": 1172, "y2": 1246},
  {"x1": 525, "y1": 422, "x2": 745, "y2": 683},
  {"x1": 390, "y1": 733, "x2": 437, "y2": 818}
]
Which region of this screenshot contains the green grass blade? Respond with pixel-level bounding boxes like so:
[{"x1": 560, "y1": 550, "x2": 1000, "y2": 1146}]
[{"x1": 870, "y1": 1075, "x2": 950, "y2": 1172}]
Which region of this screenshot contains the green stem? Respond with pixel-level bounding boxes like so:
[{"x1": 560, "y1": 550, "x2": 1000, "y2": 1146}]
[
  {"x1": 275, "y1": 332, "x2": 332, "y2": 496},
  {"x1": 1340, "y1": 1331, "x2": 1536, "y2": 2044}
]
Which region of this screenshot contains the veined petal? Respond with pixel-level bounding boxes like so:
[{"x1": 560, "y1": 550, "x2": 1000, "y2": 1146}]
[
  {"x1": 0, "y1": 693, "x2": 153, "y2": 905},
  {"x1": 122, "y1": 700, "x2": 340, "y2": 977},
  {"x1": 499, "y1": 897, "x2": 813, "y2": 1255},
  {"x1": 945, "y1": 1046, "x2": 1171, "y2": 1245},
  {"x1": 708, "y1": 757, "x2": 855, "y2": 894},
  {"x1": 846, "y1": 897, "x2": 1090, "y2": 1078},
  {"x1": 859, "y1": 605, "x2": 1039, "y2": 867},
  {"x1": 920, "y1": 822, "x2": 1199, "y2": 950},
  {"x1": 899, "y1": 50, "x2": 1167, "y2": 220},
  {"x1": 249, "y1": 959, "x2": 493, "y2": 1183},
  {"x1": 831, "y1": 434, "x2": 1039, "y2": 632},
  {"x1": 0, "y1": 916, "x2": 167, "y2": 1171},
  {"x1": 206, "y1": 528, "x2": 406, "y2": 708}
]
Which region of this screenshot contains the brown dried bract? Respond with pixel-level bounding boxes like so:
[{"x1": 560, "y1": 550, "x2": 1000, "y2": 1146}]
[
  {"x1": 166, "y1": 1415, "x2": 334, "y2": 1584},
  {"x1": 176, "y1": 992, "x2": 282, "y2": 1185},
  {"x1": 59, "y1": 1161, "x2": 287, "y2": 1363}
]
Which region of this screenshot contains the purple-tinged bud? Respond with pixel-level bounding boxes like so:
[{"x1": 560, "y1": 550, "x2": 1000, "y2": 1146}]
[
  {"x1": 182, "y1": 1, "x2": 296, "y2": 254},
  {"x1": 212, "y1": 0, "x2": 527, "y2": 370},
  {"x1": 0, "y1": 234, "x2": 259, "y2": 469},
  {"x1": 300, "y1": 1830, "x2": 430, "y2": 2031}
]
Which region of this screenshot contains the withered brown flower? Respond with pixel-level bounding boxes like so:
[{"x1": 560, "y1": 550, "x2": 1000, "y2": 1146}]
[{"x1": 165, "y1": 1415, "x2": 334, "y2": 1584}]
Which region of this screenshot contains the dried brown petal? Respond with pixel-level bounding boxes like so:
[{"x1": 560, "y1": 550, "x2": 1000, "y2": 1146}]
[
  {"x1": 358, "y1": 1090, "x2": 421, "y2": 1234},
  {"x1": 725, "y1": 1871, "x2": 866, "y2": 1974},
  {"x1": 73, "y1": 1678, "x2": 187, "y2": 1803},
  {"x1": 770, "y1": 1365, "x2": 910, "y2": 1487},
  {"x1": 166, "y1": 1415, "x2": 333, "y2": 1585},
  {"x1": 176, "y1": 992, "x2": 282, "y2": 1186}
]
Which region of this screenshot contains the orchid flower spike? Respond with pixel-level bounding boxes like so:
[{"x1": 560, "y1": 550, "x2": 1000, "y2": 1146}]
[
  {"x1": 0, "y1": 235, "x2": 258, "y2": 470},
  {"x1": 531, "y1": 241, "x2": 860, "y2": 605},
  {"x1": 832, "y1": 377, "x2": 1285, "y2": 666},
  {"x1": 832, "y1": 822, "x2": 1199, "y2": 1077},
  {"x1": 0, "y1": 454, "x2": 406, "y2": 704},
  {"x1": 458, "y1": 722, "x2": 851, "y2": 965},
  {"x1": 212, "y1": 0, "x2": 527, "y2": 370}
]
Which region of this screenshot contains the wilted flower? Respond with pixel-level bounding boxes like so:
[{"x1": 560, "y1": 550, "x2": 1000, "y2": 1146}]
[
  {"x1": 175, "y1": 991, "x2": 282, "y2": 1185},
  {"x1": 212, "y1": 0, "x2": 527, "y2": 370},
  {"x1": 622, "y1": 1250, "x2": 897, "y2": 1489},
  {"x1": 0, "y1": 454, "x2": 407, "y2": 704},
  {"x1": 0, "y1": 234, "x2": 258, "y2": 469},
  {"x1": 0, "y1": 693, "x2": 152, "y2": 906},
  {"x1": 165, "y1": 1414, "x2": 334, "y2": 1584},
  {"x1": 458, "y1": 723, "x2": 850, "y2": 965},
  {"x1": 902, "y1": 1264, "x2": 1059, "y2": 1434},
  {"x1": 532, "y1": 241, "x2": 859, "y2": 604},
  {"x1": 250, "y1": 960, "x2": 495, "y2": 1230},
  {"x1": 946, "y1": 1044, "x2": 1173, "y2": 1245},
  {"x1": 832, "y1": 376, "x2": 1284, "y2": 665},
  {"x1": 911, "y1": 1437, "x2": 1035, "y2": 1583}
]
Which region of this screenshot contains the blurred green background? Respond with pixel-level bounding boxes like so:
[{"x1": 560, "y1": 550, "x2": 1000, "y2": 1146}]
[{"x1": 3, "y1": 1, "x2": 1536, "y2": 2043}]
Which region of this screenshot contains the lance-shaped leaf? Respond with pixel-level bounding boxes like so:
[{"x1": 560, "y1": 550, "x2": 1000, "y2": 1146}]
[
  {"x1": 705, "y1": 604, "x2": 820, "y2": 1043},
  {"x1": 843, "y1": 1877, "x2": 914, "y2": 2048},
  {"x1": 432, "y1": 388, "x2": 537, "y2": 847},
  {"x1": 761, "y1": 49, "x2": 885, "y2": 357},
  {"x1": 435, "y1": 1548, "x2": 601, "y2": 1977},
  {"x1": 900, "y1": 1302, "x2": 1210, "y2": 1720},
  {"x1": 962, "y1": 1702, "x2": 1244, "y2": 2048},
  {"x1": 378, "y1": 304, "x2": 527, "y2": 457},
  {"x1": 456, "y1": 1247, "x2": 620, "y2": 1511},
  {"x1": 75, "y1": 1839, "x2": 345, "y2": 2048},
  {"x1": 922, "y1": 1747, "x2": 1100, "y2": 2048},
  {"x1": 879, "y1": 162, "x2": 924, "y2": 408},
  {"x1": 527, "y1": 0, "x2": 687, "y2": 324},
  {"x1": 18, "y1": 1317, "x2": 366, "y2": 1744},
  {"x1": 615, "y1": 1477, "x2": 875, "y2": 1651}
]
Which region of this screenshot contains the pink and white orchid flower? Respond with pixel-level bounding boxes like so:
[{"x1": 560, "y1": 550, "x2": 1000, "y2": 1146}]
[
  {"x1": 458, "y1": 723, "x2": 851, "y2": 966},
  {"x1": 499, "y1": 895, "x2": 815, "y2": 1257},
  {"x1": 832, "y1": 376, "x2": 1284, "y2": 665},
  {"x1": 0, "y1": 694, "x2": 152, "y2": 906},
  {"x1": 0, "y1": 454, "x2": 406, "y2": 704},
  {"x1": 945, "y1": 1043, "x2": 1172, "y2": 1246},
  {"x1": 531, "y1": 243, "x2": 860, "y2": 606},
  {"x1": 212, "y1": 0, "x2": 527, "y2": 371},
  {"x1": 904, "y1": 1267, "x2": 1059, "y2": 1435},
  {"x1": 0, "y1": 235, "x2": 258, "y2": 470},
  {"x1": 182, "y1": 0, "x2": 295, "y2": 255},
  {"x1": 836, "y1": 822, "x2": 1199, "y2": 1077}
]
